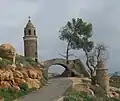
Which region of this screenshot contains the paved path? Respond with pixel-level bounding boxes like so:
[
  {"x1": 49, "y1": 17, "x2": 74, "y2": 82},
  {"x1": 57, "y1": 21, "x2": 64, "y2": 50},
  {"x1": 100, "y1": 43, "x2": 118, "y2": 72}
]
[{"x1": 18, "y1": 78, "x2": 73, "y2": 101}]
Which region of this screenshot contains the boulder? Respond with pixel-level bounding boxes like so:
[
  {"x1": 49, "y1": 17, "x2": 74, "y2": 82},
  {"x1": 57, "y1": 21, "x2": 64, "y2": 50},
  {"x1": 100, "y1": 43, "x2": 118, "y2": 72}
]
[
  {"x1": 14, "y1": 78, "x2": 26, "y2": 86},
  {"x1": 27, "y1": 68, "x2": 43, "y2": 80},
  {"x1": 0, "y1": 69, "x2": 3, "y2": 74},
  {"x1": 21, "y1": 70, "x2": 29, "y2": 78},
  {"x1": 74, "y1": 84, "x2": 94, "y2": 96},
  {"x1": 27, "y1": 69, "x2": 38, "y2": 79},
  {"x1": 13, "y1": 70, "x2": 24, "y2": 79},
  {"x1": 26, "y1": 78, "x2": 41, "y2": 89},
  {"x1": 1, "y1": 71, "x2": 13, "y2": 81},
  {"x1": 0, "y1": 44, "x2": 16, "y2": 59},
  {"x1": 0, "y1": 81, "x2": 11, "y2": 88}
]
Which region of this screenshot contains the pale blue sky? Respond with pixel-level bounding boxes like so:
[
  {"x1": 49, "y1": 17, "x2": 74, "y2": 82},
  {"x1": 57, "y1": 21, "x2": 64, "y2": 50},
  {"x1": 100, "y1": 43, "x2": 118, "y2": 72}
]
[{"x1": 0, "y1": 0, "x2": 120, "y2": 73}]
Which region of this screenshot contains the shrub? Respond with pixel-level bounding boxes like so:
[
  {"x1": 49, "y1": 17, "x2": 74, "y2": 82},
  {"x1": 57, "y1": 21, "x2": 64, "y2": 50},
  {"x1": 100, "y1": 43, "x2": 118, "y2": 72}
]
[
  {"x1": 25, "y1": 57, "x2": 37, "y2": 66},
  {"x1": 0, "y1": 58, "x2": 12, "y2": 67},
  {"x1": 3, "y1": 59, "x2": 12, "y2": 64},
  {"x1": 0, "y1": 85, "x2": 37, "y2": 101},
  {"x1": 20, "y1": 83, "x2": 28, "y2": 91},
  {"x1": 64, "y1": 90, "x2": 120, "y2": 101},
  {"x1": 64, "y1": 90, "x2": 93, "y2": 101},
  {"x1": 16, "y1": 55, "x2": 32, "y2": 67},
  {"x1": 16, "y1": 90, "x2": 26, "y2": 97}
]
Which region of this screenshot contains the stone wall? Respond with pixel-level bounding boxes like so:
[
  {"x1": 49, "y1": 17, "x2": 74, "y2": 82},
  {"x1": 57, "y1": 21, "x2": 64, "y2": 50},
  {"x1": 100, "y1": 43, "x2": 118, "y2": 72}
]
[
  {"x1": 96, "y1": 60, "x2": 109, "y2": 92},
  {"x1": 23, "y1": 38, "x2": 37, "y2": 59}
]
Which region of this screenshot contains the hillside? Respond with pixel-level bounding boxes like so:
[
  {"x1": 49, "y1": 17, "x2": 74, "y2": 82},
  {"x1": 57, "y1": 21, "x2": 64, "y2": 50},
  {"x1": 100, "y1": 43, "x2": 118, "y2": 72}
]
[{"x1": 0, "y1": 44, "x2": 45, "y2": 101}]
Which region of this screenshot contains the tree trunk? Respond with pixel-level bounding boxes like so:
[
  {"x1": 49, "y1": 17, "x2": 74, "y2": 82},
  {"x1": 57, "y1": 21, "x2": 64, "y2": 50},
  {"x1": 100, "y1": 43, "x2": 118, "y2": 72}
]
[
  {"x1": 84, "y1": 49, "x2": 97, "y2": 85},
  {"x1": 66, "y1": 47, "x2": 69, "y2": 65},
  {"x1": 66, "y1": 41, "x2": 70, "y2": 65},
  {"x1": 91, "y1": 75, "x2": 96, "y2": 85}
]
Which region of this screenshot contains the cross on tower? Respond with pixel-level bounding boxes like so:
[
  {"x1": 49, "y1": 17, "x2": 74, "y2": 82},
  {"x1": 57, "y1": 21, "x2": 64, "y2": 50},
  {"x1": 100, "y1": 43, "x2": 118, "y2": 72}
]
[{"x1": 28, "y1": 16, "x2": 31, "y2": 20}]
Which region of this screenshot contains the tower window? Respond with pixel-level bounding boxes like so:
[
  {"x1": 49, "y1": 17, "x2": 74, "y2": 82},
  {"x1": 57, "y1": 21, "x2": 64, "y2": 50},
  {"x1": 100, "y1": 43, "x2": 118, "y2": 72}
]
[
  {"x1": 34, "y1": 30, "x2": 36, "y2": 35},
  {"x1": 28, "y1": 30, "x2": 31, "y2": 35}
]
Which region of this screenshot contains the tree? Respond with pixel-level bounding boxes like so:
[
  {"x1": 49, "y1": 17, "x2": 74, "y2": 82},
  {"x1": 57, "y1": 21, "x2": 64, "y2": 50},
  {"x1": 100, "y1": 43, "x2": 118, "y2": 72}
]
[
  {"x1": 59, "y1": 18, "x2": 93, "y2": 65},
  {"x1": 59, "y1": 18, "x2": 109, "y2": 84},
  {"x1": 87, "y1": 44, "x2": 108, "y2": 84}
]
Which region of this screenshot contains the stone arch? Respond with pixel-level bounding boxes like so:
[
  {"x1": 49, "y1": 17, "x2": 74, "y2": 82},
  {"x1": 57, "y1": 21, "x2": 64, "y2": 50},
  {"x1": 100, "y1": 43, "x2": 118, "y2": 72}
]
[
  {"x1": 48, "y1": 64, "x2": 66, "y2": 77},
  {"x1": 43, "y1": 58, "x2": 68, "y2": 69},
  {"x1": 42, "y1": 58, "x2": 90, "y2": 78},
  {"x1": 51, "y1": 63, "x2": 68, "y2": 70}
]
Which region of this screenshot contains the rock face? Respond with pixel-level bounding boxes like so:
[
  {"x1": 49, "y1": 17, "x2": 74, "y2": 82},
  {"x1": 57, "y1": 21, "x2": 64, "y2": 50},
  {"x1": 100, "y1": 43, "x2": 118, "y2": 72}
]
[
  {"x1": 0, "y1": 44, "x2": 16, "y2": 59},
  {"x1": 0, "y1": 65, "x2": 44, "y2": 90},
  {"x1": 74, "y1": 84, "x2": 94, "y2": 96},
  {"x1": 0, "y1": 44, "x2": 44, "y2": 90}
]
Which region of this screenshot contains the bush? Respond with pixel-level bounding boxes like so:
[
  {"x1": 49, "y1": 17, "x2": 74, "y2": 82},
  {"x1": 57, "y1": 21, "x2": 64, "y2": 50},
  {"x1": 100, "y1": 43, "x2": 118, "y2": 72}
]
[
  {"x1": 16, "y1": 90, "x2": 26, "y2": 97},
  {"x1": 63, "y1": 89, "x2": 120, "y2": 101},
  {"x1": 16, "y1": 55, "x2": 32, "y2": 67},
  {"x1": 20, "y1": 83, "x2": 28, "y2": 91},
  {"x1": 0, "y1": 85, "x2": 37, "y2": 101},
  {"x1": 25, "y1": 57, "x2": 37, "y2": 66},
  {"x1": 0, "y1": 88, "x2": 17, "y2": 101},
  {"x1": 64, "y1": 90, "x2": 93, "y2": 101},
  {"x1": 3, "y1": 59, "x2": 12, "y2": 64},
  {"x1": 0, "y1": 58, "x2": 12, "y2": 67}
]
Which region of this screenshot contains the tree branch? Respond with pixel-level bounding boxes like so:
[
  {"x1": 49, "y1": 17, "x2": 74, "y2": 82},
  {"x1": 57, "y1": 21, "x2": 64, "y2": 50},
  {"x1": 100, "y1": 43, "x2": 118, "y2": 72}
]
[{"x1": 84, "y1": 49, "x2": 94, "y2": 77}]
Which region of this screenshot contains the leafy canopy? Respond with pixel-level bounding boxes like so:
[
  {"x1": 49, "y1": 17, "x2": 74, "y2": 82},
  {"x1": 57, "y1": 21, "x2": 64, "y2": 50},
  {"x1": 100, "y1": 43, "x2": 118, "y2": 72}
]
[{"x1": 59, "y1": 18, "x2": 94, "y2": 52}]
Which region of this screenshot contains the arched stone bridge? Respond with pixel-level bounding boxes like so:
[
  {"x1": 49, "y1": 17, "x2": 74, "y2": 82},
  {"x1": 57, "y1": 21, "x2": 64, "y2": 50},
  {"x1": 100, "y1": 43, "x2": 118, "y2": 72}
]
[{"x1": 42, "y1": 58, "x2": 90, "y2": 79}]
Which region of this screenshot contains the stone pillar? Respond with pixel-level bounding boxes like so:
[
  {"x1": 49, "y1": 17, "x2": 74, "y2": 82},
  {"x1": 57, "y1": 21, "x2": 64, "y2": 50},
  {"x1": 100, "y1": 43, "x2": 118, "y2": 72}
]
[
  {"x1": 12, "y1": 52, "x2": 16, "y2": 65},
  {"x1": 96, "y1": 60, "x2": 109, "y2": 93}
]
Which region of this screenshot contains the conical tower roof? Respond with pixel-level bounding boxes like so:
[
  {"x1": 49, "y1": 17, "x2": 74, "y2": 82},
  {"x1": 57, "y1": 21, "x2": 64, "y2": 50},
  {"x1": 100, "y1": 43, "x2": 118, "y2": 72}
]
[{"x1": 25, "y1": 17, "x2": 35, "y2": 28}]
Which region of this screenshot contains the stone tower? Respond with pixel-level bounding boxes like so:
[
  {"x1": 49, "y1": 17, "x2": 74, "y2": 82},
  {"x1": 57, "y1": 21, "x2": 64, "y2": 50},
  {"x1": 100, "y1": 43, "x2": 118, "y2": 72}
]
[
  {"x1": 96, "y1": 60, "x2": 109, "y2": 93},
  {"x1": 23, "y1": 17, "x2": 38, "y2": 62}
]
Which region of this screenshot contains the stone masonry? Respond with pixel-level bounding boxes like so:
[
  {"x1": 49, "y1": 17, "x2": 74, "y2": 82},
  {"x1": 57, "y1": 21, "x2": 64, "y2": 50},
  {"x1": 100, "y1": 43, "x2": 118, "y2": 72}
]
[
  {"x1": 96, "y1": 60, "x2": 109, "y2": 93},
  {"x1": 23, "y1": 18, "x2": 38, "y2": 61}
]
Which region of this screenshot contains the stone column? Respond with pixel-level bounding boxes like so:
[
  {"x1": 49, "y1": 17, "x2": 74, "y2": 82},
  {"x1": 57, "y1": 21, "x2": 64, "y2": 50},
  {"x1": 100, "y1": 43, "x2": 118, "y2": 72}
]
[
  {"x1": 12, "y1": 52, "x2": 16, "y2": 65},
  {"x1": 96, "y1": 60, "x2": 109, "y2": 93}
]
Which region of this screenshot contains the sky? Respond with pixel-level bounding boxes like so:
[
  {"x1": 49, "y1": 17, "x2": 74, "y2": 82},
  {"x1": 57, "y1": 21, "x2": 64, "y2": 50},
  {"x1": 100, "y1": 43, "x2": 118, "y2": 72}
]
[{"x1": 0, "y1": 0, "x2": 120, "y2": 73}]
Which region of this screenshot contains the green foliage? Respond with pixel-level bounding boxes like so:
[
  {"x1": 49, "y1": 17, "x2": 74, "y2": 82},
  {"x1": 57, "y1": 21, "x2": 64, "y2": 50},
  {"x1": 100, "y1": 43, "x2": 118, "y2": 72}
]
[
  {"x1": 0, "y1": 88, "x2": 18, "y2": 101},
  {"x1": 90, "y1": 85, "x2": 106, "y2": 97},
  {"x1": 0, "y1": 84, "x2": 36, "y2": 101},
  {"x1": 17, "y1": 89, "x2": 27, "y2": 97},
  {"x1": 59, "y1": 18, "x2": 94, "y2": 72},
  {"x1": 16, "y1": 55, "x2": 37, "y2": 67},
  {"x1": 64, "y1": 90, "x2": 120, "y2": 101},
  {"x1": 16, "y1": 55, "x2": 32, "y2": 67},
  {"x1": 64, "y1": 90, "x2": 94, "y2": 101},
  {"x1": 0, "y1": 58, "x2": 12, "y2": 67},
  {"x1": 25, "y1": 57, "x2": 37, "y2": 66},
  {"x1": 59, "y1": 18, "x2": 94, "y2": 52},
  {"x1": 20, "y1": 83, "x2": 28, "y2": 91}
]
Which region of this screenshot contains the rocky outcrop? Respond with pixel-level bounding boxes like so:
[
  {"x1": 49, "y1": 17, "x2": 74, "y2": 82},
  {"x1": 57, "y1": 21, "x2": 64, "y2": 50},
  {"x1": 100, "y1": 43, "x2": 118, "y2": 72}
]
[
  {"x1": 0, "y1": 44, "x2": 16, "y2": 59},
  {"x1": 0, "y1": 65, "x2": 44, "y2": 90},
  {"x1": 74, "y1": 84, "x2": 94, "y2": 96},
  {"x1": 0, "y1": 44, "x2": 45, "y2": 91},
  {"x1": 26, "y1": 78, "x2": 41, "y2": 88}
]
